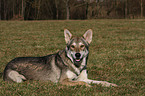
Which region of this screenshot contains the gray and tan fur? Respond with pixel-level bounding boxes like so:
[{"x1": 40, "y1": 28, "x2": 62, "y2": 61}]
[{"x1": 3, "y1": 29, "x2": 117, "y2": 87}]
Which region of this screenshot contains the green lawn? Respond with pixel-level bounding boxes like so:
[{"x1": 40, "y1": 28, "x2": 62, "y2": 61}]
[{"x1": 0, "y1": 20, "x2": 144, "y2": 96}]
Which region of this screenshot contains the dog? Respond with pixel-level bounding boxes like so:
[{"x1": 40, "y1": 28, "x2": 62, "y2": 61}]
[{"x1": 3, "y1": 29, "x2": 117, "y2": 87}]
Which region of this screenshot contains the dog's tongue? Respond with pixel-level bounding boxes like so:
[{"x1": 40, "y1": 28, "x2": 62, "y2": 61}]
[{"x1": 76, "y1": 59, "x2": 80, "y2": 62}]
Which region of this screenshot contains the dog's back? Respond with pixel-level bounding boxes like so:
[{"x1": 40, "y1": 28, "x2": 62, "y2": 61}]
[{"x1": 3, "y1": 54, "x2": 62, "y2": 83}]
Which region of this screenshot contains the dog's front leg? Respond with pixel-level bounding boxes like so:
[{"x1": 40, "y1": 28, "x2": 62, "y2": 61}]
[
  {"x1": 60, "y1": 78, "x2": 91, "y2": 87},
  {"x1": 76, "y1": 70, "x2": 117, "y2": 87}
]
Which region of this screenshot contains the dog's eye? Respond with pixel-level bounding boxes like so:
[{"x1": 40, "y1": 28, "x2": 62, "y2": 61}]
[
  {"x1": 80, "y1": 45, "x2": 85, "y2": 48},
  {"x1": 70, "y1": 45, "x2": 75, "y2": 49}
]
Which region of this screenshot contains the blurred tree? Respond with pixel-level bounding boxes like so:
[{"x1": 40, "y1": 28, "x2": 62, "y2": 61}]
[
  {"x1": 141, "y1": 0, "x2": 143, "y2": 18},
  {"x1": 125, "y1": 0, "x2": 128, "y2": 18},
  {"x1": 0, "y1": 0, "x2": 2, "y2": 20},
  {"x1": 0, "y1": 0, "x2": 144, "y2": 20},
  {"x1": 65, "y1": 0, "x2": 70, "y2": 20}
]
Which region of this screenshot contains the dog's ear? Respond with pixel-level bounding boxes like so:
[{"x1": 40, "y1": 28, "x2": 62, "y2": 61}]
[
  {"x1": 83, "y1": 29, "x2": 93, "y2": 44},
  {"x1": 64, "y1": 29, "x2": 72, "y2": 44}
]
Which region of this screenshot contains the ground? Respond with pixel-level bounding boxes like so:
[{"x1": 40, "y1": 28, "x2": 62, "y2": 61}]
[{"x1": 0, "y1": 20, "x2": 144, "y2": 95}]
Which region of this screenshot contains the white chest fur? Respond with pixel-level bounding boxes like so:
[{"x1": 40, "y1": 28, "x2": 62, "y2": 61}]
[{"x1": 66, "y1": 70, "x2": 78, "y2": 80}]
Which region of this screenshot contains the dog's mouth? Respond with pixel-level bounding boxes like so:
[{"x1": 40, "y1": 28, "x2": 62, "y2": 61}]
[
  {"x1": 74, "y1": 56, "x2": 83, "y2": 62},
  {"x1": 73, "y1": 57, "x2": 83, "y2": 68},
  {"x1": 74, "y1": 53, "x2": 82, "y2": 62},
  {"x1": 75, "y1": 58, "x2": 81, "y2": 62}
]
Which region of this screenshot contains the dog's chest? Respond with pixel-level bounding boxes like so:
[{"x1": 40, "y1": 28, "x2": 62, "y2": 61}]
[{"x1": 66, "y1": 70, "x2": 78, "y2": 80}]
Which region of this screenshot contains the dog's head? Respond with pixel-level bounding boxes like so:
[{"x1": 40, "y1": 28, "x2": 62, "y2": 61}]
[{"x1": 64, "y1": 29, "x2": 92, "y2": 67}]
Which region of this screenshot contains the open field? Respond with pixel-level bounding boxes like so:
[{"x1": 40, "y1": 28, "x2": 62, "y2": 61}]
[{"x1": 0, "y1": 20, "x2": 145, "y2": 95}]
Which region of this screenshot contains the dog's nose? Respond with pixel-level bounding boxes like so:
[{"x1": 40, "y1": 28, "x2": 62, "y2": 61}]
[{"x1": 75, "y1": 53, "x2": 81, "y2": 58}]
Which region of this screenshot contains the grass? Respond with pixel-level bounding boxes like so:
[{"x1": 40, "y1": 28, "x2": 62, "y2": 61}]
[{"x1": 0, "y1": 19, "x2": 145, "y2": 96}]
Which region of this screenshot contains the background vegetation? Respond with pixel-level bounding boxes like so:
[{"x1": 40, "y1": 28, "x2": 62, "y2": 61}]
[
  {"x1": 0, "y1": 20, "x2": 144, "y2": 95},
  {"x1": 0, "y1": 0, "x2": 145, "y2": 20}
]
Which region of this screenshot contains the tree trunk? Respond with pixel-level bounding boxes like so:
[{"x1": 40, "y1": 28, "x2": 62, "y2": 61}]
[
  {"x1": 141, "y1": 0, "x2": 143, "y2": 18},
  {"x1": 13, "y1": 1, "x2": 15, "y2": 18},
  {"x1": 36, "y1": 0, "x2": 41, "y2": 19},
  {"x1": 125, "y1": 0, "x2": 128, "y2": 18},
  {"x1": 55, "y1": 0, "x2": 59, "y2": 19},
  {"x1": 0, "y1": 0, "x2": 1, "y2": 20},
  {"x1": 66, "y1": 0, "x2": 70, "y2": 20},
  {"x1": 4, "y1": 0, "x2": 7, "y2": 20},
  {"x1": 22, "y1": 0, "x2": 23, "y2": 17},
  {"x1": 86, "y1": 0, "x2": 89, "y2": 19}
]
